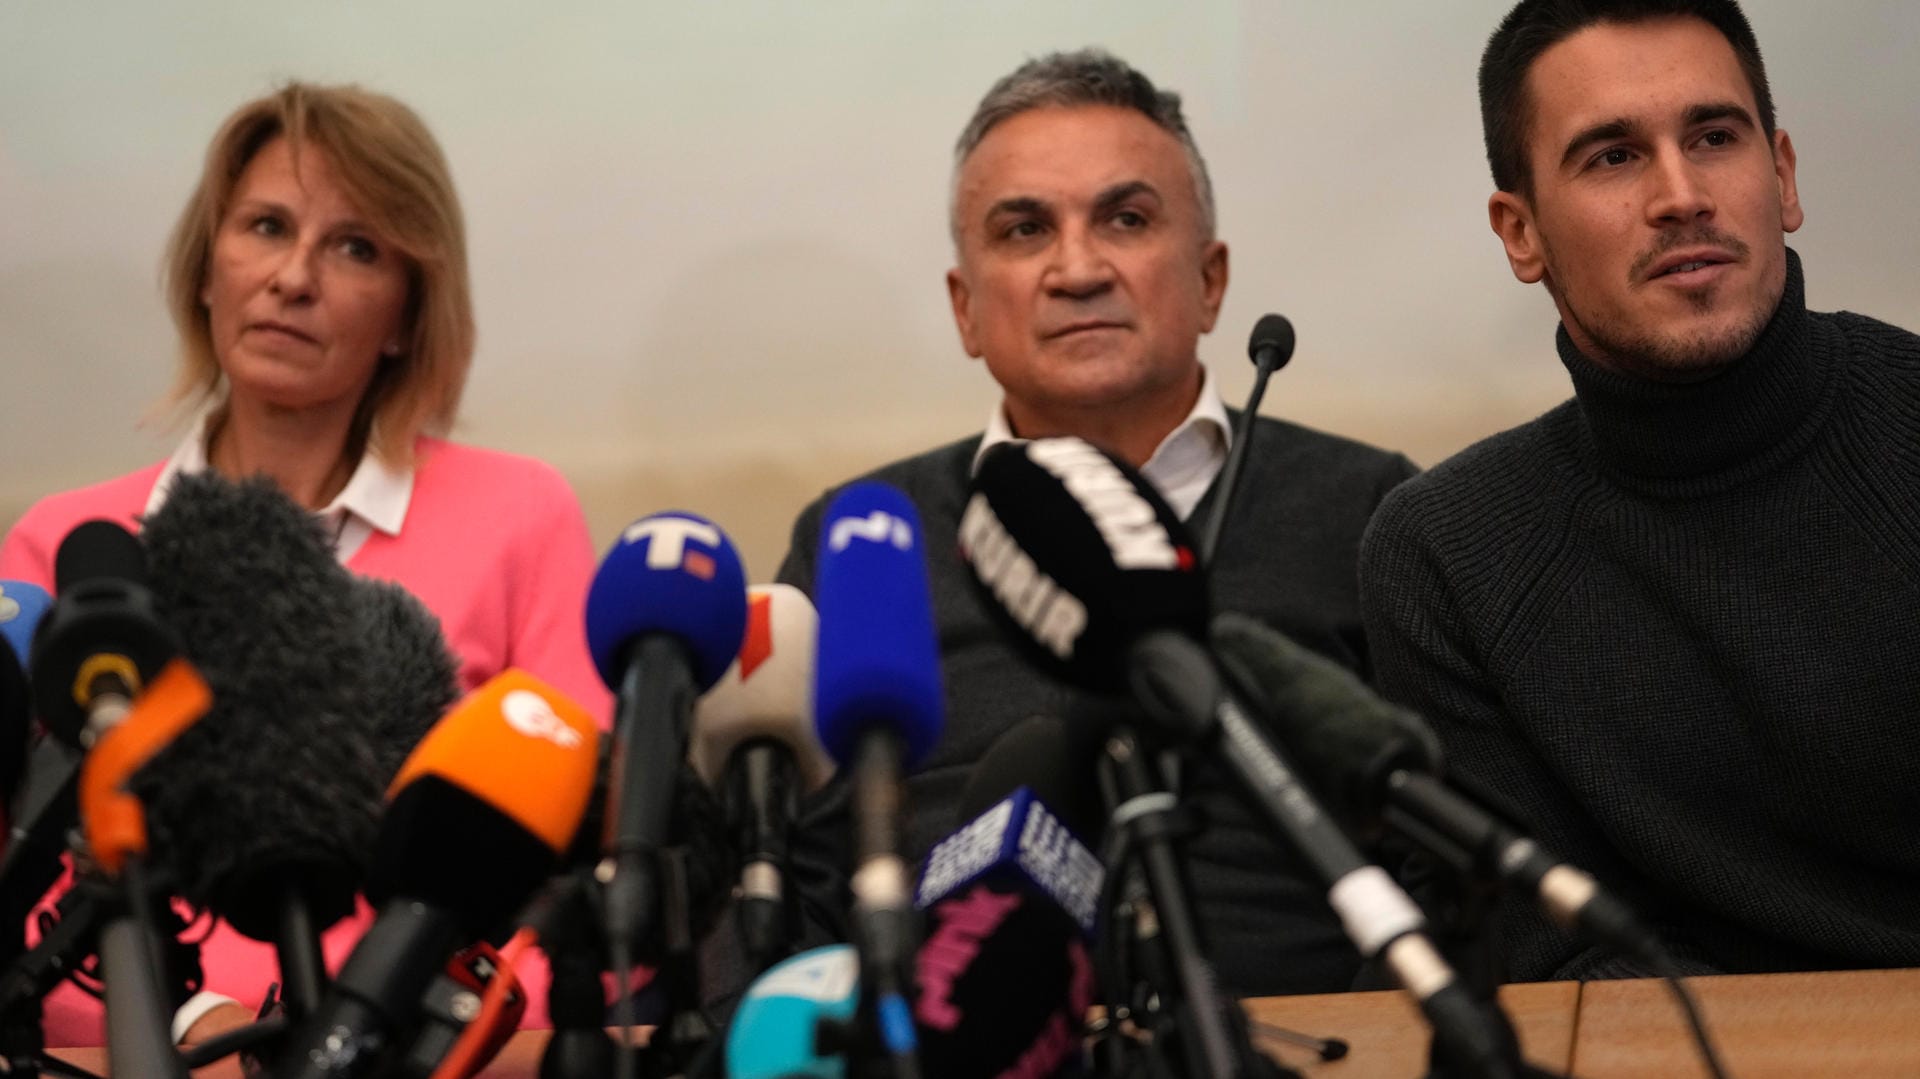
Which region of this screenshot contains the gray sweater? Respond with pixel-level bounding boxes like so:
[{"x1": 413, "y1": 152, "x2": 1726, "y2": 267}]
[
  {"x1": 778, "y1": 413, "x2": 1417, "y2": 996},
  {"x1": 1360, "y1": 251, "x2": 1920, "y2": 981}
]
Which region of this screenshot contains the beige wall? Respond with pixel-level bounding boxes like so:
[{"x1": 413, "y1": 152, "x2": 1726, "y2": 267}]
[{"x1": 4, "y1": 2, "x2": 1916, "y2": 577}]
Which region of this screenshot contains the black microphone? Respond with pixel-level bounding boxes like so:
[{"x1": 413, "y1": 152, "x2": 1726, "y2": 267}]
[
  {"x1": 1197, "y1": 313, "x2": 1297, "y2": 564},
  {"x1": 959, "y1": 442, "x2": 1286, "y2": 1078},
  {"x1": 962, "y1": 438, "x2": 1523, "y2": 1079},
  {"x1": 136, "y1": 472, "x2": 458, "y2": 1017},
  {"x1": 1248, "y1": 313, "x2": 1297, "y2": 372},
  {"x1": 1207, "y1": 613, "x2": 1663, "y2": 965},
  {"x1": 911, "y1": 715, "x2": 1107, "y2": 1079},
  {"x1": 30, "y1": 520, "x2": 179, "y2": 749}
]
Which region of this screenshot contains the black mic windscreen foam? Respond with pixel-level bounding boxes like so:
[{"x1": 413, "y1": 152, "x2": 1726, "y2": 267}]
[
  {"x1": 134, "y1": 472, "x2": 454, "y2": 938},
  {"x1": 1210, "y1": 611, "x2": 1441, "y2": 825},
  {"x1": 961, "y1": 438, "x2": 1206, "y2": 693},
  {"x1": 1247, "y1": 312, "x2": 1296, "y2": 370},
  {"x1": 347, "y1": 575, "x2": 461, "y2": 774}
]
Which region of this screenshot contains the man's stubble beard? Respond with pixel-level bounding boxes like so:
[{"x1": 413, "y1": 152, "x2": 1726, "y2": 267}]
[{"x1": 1547, "y1": 229, "x2": 1779, "y2": 383}]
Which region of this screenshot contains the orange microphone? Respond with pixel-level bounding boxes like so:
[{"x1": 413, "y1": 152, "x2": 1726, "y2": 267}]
[
  {"x1": 76, "y1": 658, "x2": 213, "y2": 878},
  {"x1": 274, "y1": 669, "x2": 600, "y2": 1079},
  {"x1": 73, "y1": 656, "x2": 212, "y2": 1079}
]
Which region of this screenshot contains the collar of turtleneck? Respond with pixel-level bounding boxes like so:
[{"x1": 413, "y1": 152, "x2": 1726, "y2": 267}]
[{"x1": 1557, "y1": 248, "x2": 1836, "y2": 495}]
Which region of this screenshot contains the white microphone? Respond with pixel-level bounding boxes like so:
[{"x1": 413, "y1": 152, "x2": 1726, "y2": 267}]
[{"x1": 690, "y1": 584, "x2": 835, "y2": 969}]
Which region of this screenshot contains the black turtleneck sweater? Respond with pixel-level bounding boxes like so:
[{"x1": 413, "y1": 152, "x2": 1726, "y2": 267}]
[{"x1": 1359, "y1": 251, "x2": 1920, "y2": 982}]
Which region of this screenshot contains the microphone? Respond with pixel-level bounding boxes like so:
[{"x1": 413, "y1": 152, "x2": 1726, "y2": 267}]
[
  {"x1": 963, "y1": 439, "x2": 1522, "y2": 1079},
  {"x1": 275, "y1": 669, "x2": 600, "y2": 1079},
  {"x1": 1197, "y1": 313, "x2": 1297, "y2": 564},
  {"x1": 0, "y1": 580, "x2": 48, "y2": 818},
  {"x1": 723, "y1": 944, "x2": 860, "y2": 1079},
  {"x1": 0, "y1": 578, "x2": 52, "y2": 676},
  {"x1": 1, "y1": 525, "x2": 183, "y2": 1041},
  {"x1": 136, "y1": 472, "x2": 458, "y2": 1016},
  {"x1": 1207, "y1": 613, "x2": 1663, "y2": 965},
  {"x1": 584, "y1": 511, "x2": 748, "y2": 970},
  {"x1": 912, "y1": 718, "x2": 1103, "y2": 1079},
  {"x1": 29, "y1": 521, "x2": 178, "y2": 748},
  {"x1": 77, "y1": 657, "x2": 213, "y2": 1079},
  {"x1": 689, "y1": 583, "x2": 835, "y2": 972},
  {"x1": 811, "y1": 481, "x2": 944, "y2": 1076},
  {"x1": 1248, "y1": 313, "x2": 1297, "y2": 373}
]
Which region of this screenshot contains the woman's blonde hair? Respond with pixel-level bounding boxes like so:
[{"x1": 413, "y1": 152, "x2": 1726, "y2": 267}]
[{"x1": 160, "y1": 82, "x2": 473, "y2": 466}]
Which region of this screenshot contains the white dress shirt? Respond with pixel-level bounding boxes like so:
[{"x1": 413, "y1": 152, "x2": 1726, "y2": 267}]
[
  {"x1": 148, "y1": 410, "x2": 415, "y2": 563},
  {"x1": 971, "y1": 365, "x2": 1232, "y2": 520}
]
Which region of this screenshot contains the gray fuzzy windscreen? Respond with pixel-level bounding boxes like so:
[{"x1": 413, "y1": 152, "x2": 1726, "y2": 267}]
[{"x1": 132, "y1": 472, "x2": 456, "y2": 937}]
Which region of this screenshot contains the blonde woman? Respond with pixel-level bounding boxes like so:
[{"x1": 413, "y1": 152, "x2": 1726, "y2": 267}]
[{"x1": 1, "y1": 83, "x2": 609, "y2": 1047}]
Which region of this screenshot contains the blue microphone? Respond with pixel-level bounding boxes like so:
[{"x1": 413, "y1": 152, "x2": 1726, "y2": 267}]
[
  {"x1": 0, "y1": 580, "x2": 50, "y2": 805},
  {"x1": 0, "y1": 580, "x2": 52, "y2": 672},
  {"x1": 812, "y1": 482, "x2": 944, "y2": 1075},
  {"x1": 725, "y1": 945, "x2": 859, "y2": 1079},
  {"x1": 812, "y1": 484, "x2": 943, "y2": 769},
  {"x1": 586, "y1": 512, "x2": 749, "y2": 695},
  {"x1": 583, "y1": 512, "x2": 749, "y2": 966}
]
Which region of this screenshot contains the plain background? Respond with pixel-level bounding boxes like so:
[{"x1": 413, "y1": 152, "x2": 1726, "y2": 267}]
[{"x1": 4, "y1": 1, "x2": 1915, "y2": 576}]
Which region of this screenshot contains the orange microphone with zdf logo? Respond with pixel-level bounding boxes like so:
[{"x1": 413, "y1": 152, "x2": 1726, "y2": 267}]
[{"x1": 273, "y1": 670, "x2": 599, "y2": 1079}]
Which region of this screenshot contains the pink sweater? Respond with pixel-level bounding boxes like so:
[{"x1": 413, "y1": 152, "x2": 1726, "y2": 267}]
[{"x1": 0, "y1": 438, "x2": 616, "y2": 1045}]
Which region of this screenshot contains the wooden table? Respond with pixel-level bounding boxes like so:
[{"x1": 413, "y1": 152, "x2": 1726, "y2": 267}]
[
  {"x1": 1569, "y1": 967, "x2": 1920, "y2": 1077},
  {"x1": 1246, "y1": 980, "x2": 1578, "y2": 1076},
  {"x1": 49, "y1": 968, "x2": 1920, "y2": 1076}
]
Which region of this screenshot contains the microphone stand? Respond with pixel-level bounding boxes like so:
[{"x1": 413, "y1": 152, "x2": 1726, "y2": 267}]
[
  {"x1": 846, "y1": 732, "x2": 920, "y2": 1079},
  {"x1": 97, "y1": 859, "x2": 187, "y2": 1079},
  {"x1": 638, "y1": 846, "x2": 720, "y2": 1079},
  {"x1": 0, "y1": 761, "x2": 79, "y2": 1079},
  {"x1": 1096, "y1": 726, "x2": 1293, "y2": 1079},
  {"x1": 1382, "y1": 813, "x2": 1563, "y2": 1079},
  {"x1": 727, "y1": 741, "x2": 797, "y2": 975},
  {"x1": 539, "y1": 871, "x2": 616, "y2": 1079}
]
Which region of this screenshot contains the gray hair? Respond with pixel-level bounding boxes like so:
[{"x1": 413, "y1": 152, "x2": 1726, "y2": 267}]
[{"x1": 950, "y1": 49, "x2": 1217, "y2": 244}]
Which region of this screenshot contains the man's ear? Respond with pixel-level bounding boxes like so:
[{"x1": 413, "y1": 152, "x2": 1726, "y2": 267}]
[
  {"x1": 1196, "y1": 240, "x2": 1229, "y2": 333},
  {"x1": 1773, "y1": 128, "x2": 1804, "y2": 234},
  {"x1": 1489, "y1": 189, "x2": 1547, "y2": 284},
  {"x1": 947, "y1": 266, "x2": 983, "y2": 358}
]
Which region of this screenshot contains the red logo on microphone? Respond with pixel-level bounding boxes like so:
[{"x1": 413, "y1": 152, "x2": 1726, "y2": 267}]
[
  {"x1": 683, "y1": 550, "x2": 716, "y2": 581},
  {"x1": 737, "y1": 592, "x2": 774, "y2": 679}
]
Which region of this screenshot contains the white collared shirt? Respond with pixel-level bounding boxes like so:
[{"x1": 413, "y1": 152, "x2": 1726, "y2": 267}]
[
  {"x1": 147, "y1": 410, "x2": 414, "y2": 563},
  {"x1": 971, "y1": 365, "x2": 1233, "y2": 520}
]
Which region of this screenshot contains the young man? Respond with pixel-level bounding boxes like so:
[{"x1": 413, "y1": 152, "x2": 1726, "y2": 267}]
[
  {"x1": 778, "y1": 49, "x2": 1416, "y2": 996},
  {"x1": 1361, "y1": 0, "x2": 1920, "y2": 981}
]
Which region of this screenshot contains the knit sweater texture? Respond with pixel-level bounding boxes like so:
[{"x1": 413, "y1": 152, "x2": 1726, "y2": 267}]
[
  {"x1": 779, "y1": 414, "x2": 1416, "y2": 996},
  {"x1": 1359, "y1": 251, "x2": 1920, "y2": 981}
]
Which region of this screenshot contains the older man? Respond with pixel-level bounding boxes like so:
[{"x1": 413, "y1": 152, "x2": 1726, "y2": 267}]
[
  {"x1": 780, "y1": 49, "x2": 1415, "y2": 996},
  {"x1": 1361, "y1": 0, "x2": 1920, "y2": 982}
]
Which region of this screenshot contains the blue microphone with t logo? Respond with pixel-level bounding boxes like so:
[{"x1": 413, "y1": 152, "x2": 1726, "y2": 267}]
[{"x1": 584, "y1": 512, "x2": 748, "y2": 973}]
